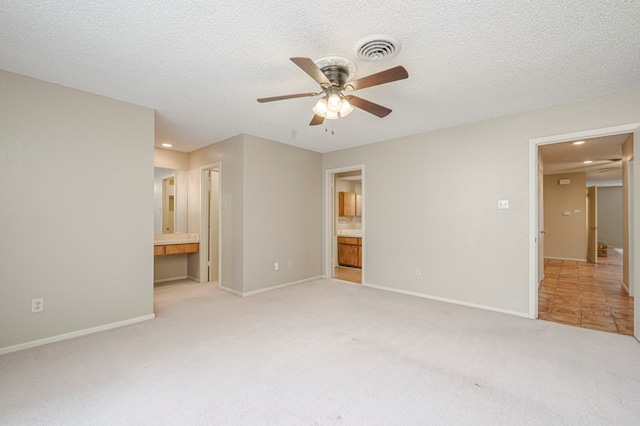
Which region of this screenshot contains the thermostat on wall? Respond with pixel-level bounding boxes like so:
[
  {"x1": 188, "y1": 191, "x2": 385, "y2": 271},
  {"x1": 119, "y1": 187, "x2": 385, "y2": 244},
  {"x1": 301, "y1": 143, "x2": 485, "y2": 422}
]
[{"x1": 558, "y1": 179, "x2": 570, "y2": 185}]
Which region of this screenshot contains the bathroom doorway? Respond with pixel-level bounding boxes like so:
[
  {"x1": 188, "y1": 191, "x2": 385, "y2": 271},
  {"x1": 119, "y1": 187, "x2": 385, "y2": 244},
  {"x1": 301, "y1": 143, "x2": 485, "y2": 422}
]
[{"x1": 325, "y1": 166, "x2": 365, "y2": 285}]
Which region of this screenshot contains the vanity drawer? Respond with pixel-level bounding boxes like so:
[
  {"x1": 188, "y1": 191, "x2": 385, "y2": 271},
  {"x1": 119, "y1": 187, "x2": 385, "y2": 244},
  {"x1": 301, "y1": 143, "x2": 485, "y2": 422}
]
[
  {"x1": 164, "y1": 243, "x2": 199, "y2": 255},
  {"x1": 337, "y1": 237, "x2": 361, "y2": 245},
  {"x1": 154, "y1": 245, "x2": 165, "y2": 256}
]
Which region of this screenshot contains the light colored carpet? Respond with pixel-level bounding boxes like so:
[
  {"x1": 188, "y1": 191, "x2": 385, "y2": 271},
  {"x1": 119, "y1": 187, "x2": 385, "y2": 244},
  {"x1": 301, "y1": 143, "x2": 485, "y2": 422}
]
[{"x1": 1, "y1": 279, "x2": 639, "y2": 425}]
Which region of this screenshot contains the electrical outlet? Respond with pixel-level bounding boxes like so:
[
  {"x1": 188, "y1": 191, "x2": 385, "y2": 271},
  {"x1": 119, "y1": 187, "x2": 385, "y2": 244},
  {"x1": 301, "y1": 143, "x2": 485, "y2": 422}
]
[
  {"x1": 415, "y1": 267, "x2": 421, "y2": 276},
  {"x1": 288, "y1": 260, "x2": 293, "y2": 268},
  {"x1": 31, "y1": 298, "x2": 44, "y2": 313},
  {"x1": 274, "y1": 262, "x2": 279, "y2": 271}
]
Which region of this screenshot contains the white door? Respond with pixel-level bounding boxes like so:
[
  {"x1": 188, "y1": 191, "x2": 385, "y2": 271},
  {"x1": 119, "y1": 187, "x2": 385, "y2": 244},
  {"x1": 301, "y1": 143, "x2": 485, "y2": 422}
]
[
  {"x1": 586, "y1": 186, "x2": 598, "y2": 263},
  {"x1": 208, "y1": 170, "x2": 220, "y2": 282}
]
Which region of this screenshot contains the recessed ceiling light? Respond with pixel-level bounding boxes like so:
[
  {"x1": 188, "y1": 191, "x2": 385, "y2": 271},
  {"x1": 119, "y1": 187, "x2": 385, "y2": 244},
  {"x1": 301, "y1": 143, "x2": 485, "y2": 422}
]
[
  {"x1": 583, "y1": 160, "x2": 593, "y2": 164},
  {"x1": 161, "y1": 143, "x2": 172, "y2": 147},
  {"x1": 573, "y1": 140, "x2": 585, "y2": 145}
]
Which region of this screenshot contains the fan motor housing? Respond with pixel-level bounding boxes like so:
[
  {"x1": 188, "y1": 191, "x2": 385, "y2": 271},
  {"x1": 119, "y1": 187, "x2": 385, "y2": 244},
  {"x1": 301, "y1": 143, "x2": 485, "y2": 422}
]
[{"x1": 321, "y1": 65, "x2": 350, "y2": 88}]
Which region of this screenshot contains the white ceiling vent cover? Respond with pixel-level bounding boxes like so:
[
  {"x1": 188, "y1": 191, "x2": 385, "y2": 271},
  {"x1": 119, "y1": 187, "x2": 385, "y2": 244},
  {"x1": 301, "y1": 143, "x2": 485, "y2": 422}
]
[{"x1": 355, "y1": 35, "x2": 401, "y2": 62}]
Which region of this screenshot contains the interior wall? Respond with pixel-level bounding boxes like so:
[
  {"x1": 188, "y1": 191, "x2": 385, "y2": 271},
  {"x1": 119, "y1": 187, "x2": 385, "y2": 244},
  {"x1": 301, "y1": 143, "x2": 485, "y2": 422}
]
[
  {"x1": 322, "y1": 89, "x2": 640, "y2": 316},
  {"x1": 242, "y1": 134, "x2": 323, "y2": 293},
  {"x1": 543, "y1": 172, "x2": 587, "y2": 260},
  {"x1": 0, "y1": 70, "x2": 155, "y2": 351},
  {"x1": 597, "y1": 186, "x2": 623, "y2": 248},
  {"x1": 187, "y1": 135, "x2": 244, "y2": 292}
]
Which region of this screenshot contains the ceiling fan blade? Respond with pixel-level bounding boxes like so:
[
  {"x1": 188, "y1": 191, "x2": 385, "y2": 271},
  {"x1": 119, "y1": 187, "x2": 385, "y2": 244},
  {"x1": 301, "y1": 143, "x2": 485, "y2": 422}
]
[
  {"x1": 345, "y1": 95, "x2": 392, "y2": 118},
  {"x1": 344, "y1": 66, "x2": 408, "y2": 91},
  {"x1": 257, "y1": 92, "x2": 319, "y2": 103},
  {"x1": 290, "y1": 57, "x2": 332, "y2": 87},
  {"x1": 310, "y1": 114, "x2": 325, "y2": 126}
]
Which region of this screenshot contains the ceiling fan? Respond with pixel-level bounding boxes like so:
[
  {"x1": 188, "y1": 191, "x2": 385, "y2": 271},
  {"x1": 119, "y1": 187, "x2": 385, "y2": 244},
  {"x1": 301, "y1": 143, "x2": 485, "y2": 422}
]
[{"x1": 257, "y1": 57, "x2": 408, "y2": 126}]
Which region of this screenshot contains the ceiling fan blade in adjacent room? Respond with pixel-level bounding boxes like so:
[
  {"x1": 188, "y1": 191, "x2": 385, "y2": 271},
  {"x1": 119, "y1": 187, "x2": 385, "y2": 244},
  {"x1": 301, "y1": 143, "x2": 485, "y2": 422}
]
[
  {"x1": 290, "y1": 57, "x2": 332, "y2": 87},
  {"x1": 344, "y1": 66, "x2": 408, "y2": 91},
  {"x1": 345, "y1": 95, "x2": 392, "y2": 118},
  {"x1": 257, "y1": 92, "x2": 319, "y2": 103},
  {"x1": 309, "y1": 113, "x2": 325, "y2": 126}
]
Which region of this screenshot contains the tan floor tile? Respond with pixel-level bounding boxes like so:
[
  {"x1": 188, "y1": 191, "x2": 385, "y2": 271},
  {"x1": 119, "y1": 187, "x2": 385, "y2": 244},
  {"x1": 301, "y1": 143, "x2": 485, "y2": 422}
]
[
  {"x1": 541, "y1": 257, "x2": 632, "y2": 336},
  {"x1": 581, "y1": 312, "x2": 614, "y2": 324},
  {"x1": 580, "y1": 322, "x2": 619, "y2": 333},
  {"x1": 549, "y1": 313, "x2": 580, "y2": 325}
]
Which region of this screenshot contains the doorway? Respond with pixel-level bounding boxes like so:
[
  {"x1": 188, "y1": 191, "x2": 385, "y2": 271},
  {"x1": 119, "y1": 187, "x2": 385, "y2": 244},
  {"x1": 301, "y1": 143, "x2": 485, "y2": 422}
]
[
  {"x1": 530, "y1": 123, "x2": 638, "y2": 341},
  {"x1": 324, "y1": 166, "x2": 365, "y2": 284},
  {"x1": 199, "y1": 163, "x2": 221, "y2": 285}
]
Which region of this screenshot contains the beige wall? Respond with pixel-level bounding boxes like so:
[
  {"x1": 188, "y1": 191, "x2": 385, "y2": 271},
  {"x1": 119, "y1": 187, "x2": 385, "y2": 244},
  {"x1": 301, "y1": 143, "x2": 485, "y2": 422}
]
[
  {"x1": 544, "y1": 173, "x2": 587, "y2": 260},
  {"x1": 154, "y1": 147, "x2": 188, "y2": 170},
  {"x1": 597, "y1": 186, "x2": 623, "y2": 248},
  {"x1": 186, "y1": 134, "x2": 322, "y2": 294},
  {"x1": 0, "y1": 70, "x2": 155, "y2": 351},
  {"x1": 188, "y1": 135, "x2": 244, "y2": 292},
  {"x1": 323, "y1": 89, "x2": 640, "y2": 316},
  {"x1": 242, "y1": 134, "x2": 323, "y2": 293}
]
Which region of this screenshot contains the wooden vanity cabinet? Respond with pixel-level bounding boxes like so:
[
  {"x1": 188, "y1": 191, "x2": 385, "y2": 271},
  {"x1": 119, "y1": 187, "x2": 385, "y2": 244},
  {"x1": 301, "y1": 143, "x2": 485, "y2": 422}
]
[
  {"x1": 339, "y1": 192, "x2": 362, "y2": 218},
  {"x1": 337, "y1": 237, "x2": 361, "y2": 268},
  {"x1": 154, "y1": 243, "x2": 199, "y2": 256}
]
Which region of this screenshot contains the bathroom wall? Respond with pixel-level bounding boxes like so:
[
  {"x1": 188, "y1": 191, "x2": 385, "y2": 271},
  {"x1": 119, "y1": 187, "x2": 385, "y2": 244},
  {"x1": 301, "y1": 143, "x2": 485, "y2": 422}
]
[{"x1": 0, "y1": 70, "x2": 155, "y2": 352}]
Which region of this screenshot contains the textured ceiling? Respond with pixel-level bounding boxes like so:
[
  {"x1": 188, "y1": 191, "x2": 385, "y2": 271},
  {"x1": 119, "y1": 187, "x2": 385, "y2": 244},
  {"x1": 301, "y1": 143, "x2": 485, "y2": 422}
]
[{"x1": 1, "y1": 1, "x2": 639, "y2": 153}]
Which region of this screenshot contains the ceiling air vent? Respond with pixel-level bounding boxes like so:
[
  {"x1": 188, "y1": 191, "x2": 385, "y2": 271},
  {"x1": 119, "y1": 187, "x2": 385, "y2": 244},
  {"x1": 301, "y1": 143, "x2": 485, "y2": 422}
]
[{"x1": 355, "y1": 35, "x2": 401, "y2": 62}]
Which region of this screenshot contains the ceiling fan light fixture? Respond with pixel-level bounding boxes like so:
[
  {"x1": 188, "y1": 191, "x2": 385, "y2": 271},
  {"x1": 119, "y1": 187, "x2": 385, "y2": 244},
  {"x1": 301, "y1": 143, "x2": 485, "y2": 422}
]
[
  {"x1": 327, "y1": 92, "x2": 342, "y2": 113},
  {"x1": 339, "y1": 98, "x2": 353, "y2": 117},
  {"x1": 324, "y1": 110, "x2": 339, "y2": 120},
  {"x1": 313, "y1": 98, "x2": 328, "y2": 116}
]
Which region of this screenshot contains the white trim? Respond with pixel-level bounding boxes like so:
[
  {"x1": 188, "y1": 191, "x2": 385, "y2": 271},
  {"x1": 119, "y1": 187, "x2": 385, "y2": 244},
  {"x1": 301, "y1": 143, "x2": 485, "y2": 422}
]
[
  {"x1": 529, "y1": 122, "x2": 640, "y2": 321},
  {"x1": 544, "y1": 256, "x2": 588, "y2": 262},
  {"x1": 219, "y1": 286, "x2": 243, "y2": 297},
  {"x1": 154, "y1": 275, "x2": 188, "y2": 284},
  {"x1": 363, "y1": 283, "x2": 529, "y2": 318},
  {"x1": 0, "y1": 314, "x2": 156, "y2": 355},
  {"x1": 242, "y1": 276, "x2": 323, "y2": 297}
]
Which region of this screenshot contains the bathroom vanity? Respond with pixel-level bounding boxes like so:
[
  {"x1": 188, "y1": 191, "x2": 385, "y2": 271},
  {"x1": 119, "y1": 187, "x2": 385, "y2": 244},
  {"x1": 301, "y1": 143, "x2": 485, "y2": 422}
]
[{"x1": 153, "y1": 233, "x2": 199, "y2": 283}]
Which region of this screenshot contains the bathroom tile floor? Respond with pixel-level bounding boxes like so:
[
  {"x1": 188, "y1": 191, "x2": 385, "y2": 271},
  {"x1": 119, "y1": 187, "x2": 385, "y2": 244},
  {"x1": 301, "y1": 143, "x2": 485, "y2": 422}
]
[{"x1": 539, "y1": 248, "x2": 633, "y2": 335}]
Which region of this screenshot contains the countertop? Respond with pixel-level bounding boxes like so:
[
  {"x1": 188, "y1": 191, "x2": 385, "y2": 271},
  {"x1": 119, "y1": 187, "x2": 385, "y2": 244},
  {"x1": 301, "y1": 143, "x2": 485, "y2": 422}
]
[{"x1": 154, "y1": 233, "x2": 200, "y2": 245}]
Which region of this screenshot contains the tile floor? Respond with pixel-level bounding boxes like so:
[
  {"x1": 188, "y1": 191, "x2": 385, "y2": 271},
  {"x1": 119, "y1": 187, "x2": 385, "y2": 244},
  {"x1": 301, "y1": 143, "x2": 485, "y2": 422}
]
[
  {"x1": 334, "y1": 267, "x2": 361, "y2": 284},
  {"x1": 539, "y1": 248, "x2": 634, "y2": 335}
]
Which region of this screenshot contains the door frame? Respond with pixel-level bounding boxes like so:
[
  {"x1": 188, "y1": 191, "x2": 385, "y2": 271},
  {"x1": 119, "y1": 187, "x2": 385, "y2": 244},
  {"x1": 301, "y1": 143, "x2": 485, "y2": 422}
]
[
  {"x1": 529, "y1": 123, "x2": 640, "y2": 330},
  {"x1": 199, "y1": 162, "x2": 222, "y2": 285},
  {"x1": 324, "y1": 165, "x2": 365, "y2": 282}
]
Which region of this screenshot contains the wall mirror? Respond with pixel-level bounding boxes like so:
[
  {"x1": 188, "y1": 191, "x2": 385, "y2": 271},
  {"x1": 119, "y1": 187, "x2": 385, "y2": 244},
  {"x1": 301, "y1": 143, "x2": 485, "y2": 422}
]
[{"x1": 154, "y1": 167, "x2": 187, "y2": 234}]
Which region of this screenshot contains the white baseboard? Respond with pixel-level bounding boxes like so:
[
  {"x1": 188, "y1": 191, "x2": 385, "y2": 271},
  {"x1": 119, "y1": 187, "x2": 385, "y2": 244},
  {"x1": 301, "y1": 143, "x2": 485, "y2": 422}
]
[
  {"x1": 242, "y1": 276, "x2": 323, "y2": 297},
  {"x1": 154, "y1": 275, "x2": 187, "y2": 284},
  {"x1": 0, "y1": 314, "x2": 156, "y2": 356},
  {"x1": 362, "y1": 282, "x2": 530, "y2": 319},
  {"x1": 544, "y1": 256, "x2": 587, "y2": 262},
  {"x1": 218, "y1": 277, "x2": 325, "y2": 298},
  {"x1": 219, "y1": 286, "x2": 243, "y2": 297}
]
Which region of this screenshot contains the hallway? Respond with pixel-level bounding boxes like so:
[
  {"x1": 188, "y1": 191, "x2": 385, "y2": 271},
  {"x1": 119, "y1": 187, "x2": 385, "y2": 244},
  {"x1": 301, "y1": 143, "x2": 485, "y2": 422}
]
[{"x1": 538, "y1": 248, "x2": 633, "y2": 335}]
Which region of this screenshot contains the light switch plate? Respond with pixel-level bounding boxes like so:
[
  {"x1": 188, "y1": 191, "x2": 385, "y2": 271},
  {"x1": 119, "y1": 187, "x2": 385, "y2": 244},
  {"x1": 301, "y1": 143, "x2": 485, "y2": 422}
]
[{"x1": 497, "y1": 200, "x2": 509, "y2": 209}]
